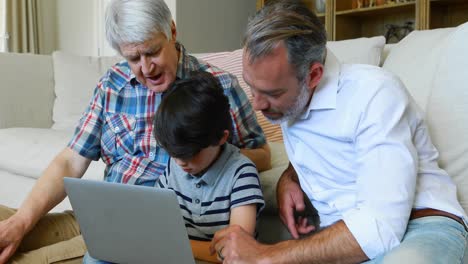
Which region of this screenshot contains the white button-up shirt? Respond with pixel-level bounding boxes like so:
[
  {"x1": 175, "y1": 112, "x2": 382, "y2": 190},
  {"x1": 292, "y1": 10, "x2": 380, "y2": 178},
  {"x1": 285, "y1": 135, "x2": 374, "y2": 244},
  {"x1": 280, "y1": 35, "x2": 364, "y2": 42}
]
[{"x1": 282, "y1": 51, "x2": 467, "y2": 258}]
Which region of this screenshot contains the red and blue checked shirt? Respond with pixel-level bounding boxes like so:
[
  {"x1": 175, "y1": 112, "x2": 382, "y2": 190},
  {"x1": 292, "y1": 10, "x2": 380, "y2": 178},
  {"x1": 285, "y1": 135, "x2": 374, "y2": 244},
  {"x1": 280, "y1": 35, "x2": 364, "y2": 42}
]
[{"x1": 68, "y1": 43, "x2": 266, "y2": 186}]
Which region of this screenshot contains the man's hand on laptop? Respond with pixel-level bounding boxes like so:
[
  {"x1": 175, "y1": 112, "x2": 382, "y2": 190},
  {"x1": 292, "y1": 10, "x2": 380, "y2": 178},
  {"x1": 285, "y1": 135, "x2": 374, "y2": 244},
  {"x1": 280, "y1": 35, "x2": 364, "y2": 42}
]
[
  {"x1": 0, "y1": 216, "x2": 27, "y2": 264},
  {"x1": 210, "y1": 225, "x2": 272, "y2": 263}
]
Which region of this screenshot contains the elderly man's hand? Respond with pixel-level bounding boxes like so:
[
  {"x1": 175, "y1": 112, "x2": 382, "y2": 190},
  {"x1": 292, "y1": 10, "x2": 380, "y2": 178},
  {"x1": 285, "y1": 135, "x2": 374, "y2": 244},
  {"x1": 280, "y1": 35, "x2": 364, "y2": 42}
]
[
  {"x1": 210, "y1": 225, "x2": 271, "y2": 264},
  {"x1": 0, "y1": 216, "x2": 27, "y2": 264}
]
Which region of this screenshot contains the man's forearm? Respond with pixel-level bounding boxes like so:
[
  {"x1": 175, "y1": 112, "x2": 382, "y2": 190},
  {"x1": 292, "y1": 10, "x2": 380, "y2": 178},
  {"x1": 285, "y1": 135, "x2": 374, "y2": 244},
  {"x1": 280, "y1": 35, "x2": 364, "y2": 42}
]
[
  {"x1": 14, "y1": 148, "x2": 90, "y2": 232},
  {"x1": 264, "y1": 221, "x2": 368, "y2": 264},
  {"x1": 240, "y1": 143, "x2": 271, "y2": 172}
]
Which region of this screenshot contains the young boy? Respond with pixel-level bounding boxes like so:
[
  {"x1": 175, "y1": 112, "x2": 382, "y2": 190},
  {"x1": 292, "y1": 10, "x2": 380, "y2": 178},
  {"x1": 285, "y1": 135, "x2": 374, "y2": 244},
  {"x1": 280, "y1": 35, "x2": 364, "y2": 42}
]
[{"x1": 153, "y1": 71, "x2": 265, "y2": 263}]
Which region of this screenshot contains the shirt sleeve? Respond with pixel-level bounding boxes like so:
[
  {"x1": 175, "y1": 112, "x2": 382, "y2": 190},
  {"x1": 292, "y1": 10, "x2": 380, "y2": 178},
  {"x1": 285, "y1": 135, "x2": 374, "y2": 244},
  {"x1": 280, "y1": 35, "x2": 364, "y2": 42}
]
[
  {"x1": 342, "y1": 78, "x2": 419, "y2": 259},
  {"x1": 224, "y1": 75, "x2": 267, "y2": 149},
  {"x1": 67, "y1": 79, "x2": 105, "y2": 161},
  {"x1": 230, "y1": 163, "x2": 265, "y2": 214}
]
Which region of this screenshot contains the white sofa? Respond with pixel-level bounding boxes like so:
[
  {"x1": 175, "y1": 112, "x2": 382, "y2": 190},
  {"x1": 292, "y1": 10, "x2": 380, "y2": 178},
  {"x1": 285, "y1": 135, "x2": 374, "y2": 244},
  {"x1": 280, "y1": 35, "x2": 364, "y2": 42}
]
[{"x1": 1, "y1": 22, "x2": 468, "y2": 249}]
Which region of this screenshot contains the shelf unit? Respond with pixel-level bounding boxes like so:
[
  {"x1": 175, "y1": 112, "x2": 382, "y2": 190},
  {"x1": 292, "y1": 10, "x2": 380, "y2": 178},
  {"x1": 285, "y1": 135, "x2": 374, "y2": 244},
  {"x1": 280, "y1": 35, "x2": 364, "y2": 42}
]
[
  {"x1": 335, "y1": 1, "x2": 419, "y2": 41},
  {"x1": 429, "y1": 0, "x2": 468, "y2": 29},
  {"x1": 256, "y1": 0, "x2": 468, "y2": 42}
]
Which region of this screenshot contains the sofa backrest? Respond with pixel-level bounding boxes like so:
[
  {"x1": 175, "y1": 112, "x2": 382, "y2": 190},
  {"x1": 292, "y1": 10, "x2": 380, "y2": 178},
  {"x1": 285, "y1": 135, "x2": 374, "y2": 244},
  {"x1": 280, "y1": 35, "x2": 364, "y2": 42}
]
[
  {"x1": 51, "y1": 52, "x2": 123, "y2": 130},
  {"x1": 0, "y1": 52, "x2": 54, "y2": 129},
  {"x1": 383, "y1": 23, "x2": 468, "y2": 213}
]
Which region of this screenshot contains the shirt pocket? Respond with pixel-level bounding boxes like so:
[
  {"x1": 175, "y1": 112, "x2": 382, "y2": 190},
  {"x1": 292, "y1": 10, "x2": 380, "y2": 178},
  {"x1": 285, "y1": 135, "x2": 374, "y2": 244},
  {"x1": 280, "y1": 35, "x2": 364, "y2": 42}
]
[{"x1": 102, "y1": 113, "x2": 136, "y2": 158}]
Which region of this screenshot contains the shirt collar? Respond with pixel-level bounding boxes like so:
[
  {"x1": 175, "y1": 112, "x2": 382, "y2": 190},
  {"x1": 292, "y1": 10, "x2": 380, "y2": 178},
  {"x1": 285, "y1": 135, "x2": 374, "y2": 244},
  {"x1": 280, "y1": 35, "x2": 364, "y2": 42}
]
[
  {"x1": 191, "y1": 143, "x2": 236, "y2": 186},
  {"x1": 300, "y1": 48, "x2": 341, "y2": 119},
  {"x1": 175, "y1": 43, "x2": 189, "y2": 80}
]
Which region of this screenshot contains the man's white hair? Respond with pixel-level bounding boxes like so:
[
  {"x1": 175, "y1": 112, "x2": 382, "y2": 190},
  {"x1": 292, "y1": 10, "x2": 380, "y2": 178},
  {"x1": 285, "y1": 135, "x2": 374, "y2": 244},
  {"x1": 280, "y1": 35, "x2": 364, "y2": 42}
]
[{"x1": 105, "y1": 0, "x2": 173, "y2": 54}]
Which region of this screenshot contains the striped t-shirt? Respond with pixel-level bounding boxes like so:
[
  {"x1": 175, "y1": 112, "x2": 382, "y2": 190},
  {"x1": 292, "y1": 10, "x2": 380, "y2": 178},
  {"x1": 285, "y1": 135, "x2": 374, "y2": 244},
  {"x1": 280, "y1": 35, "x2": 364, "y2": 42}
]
[{"x1": 156, "y1": 143, "x2": 264, "y2": 241}]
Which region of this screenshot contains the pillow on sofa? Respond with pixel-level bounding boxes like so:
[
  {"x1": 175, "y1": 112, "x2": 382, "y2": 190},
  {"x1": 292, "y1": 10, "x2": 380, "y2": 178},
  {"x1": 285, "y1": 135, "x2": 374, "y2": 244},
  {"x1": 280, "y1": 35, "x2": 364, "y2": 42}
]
[
  {"x1": 382, "y1": 27, "x2": 454, "y2": 112},
  {"x1": 0, "y1": 128, "x2": 106, "y2": 181},
  {"x1": 425, "y1": 22, "x2": 468, "y2": 214},
  {"x1": 52, "y1": 51, "x2": 122, "y2": 131},
  {"x1": 326, "y1": 36, "x2": 385, "y2": 66}
]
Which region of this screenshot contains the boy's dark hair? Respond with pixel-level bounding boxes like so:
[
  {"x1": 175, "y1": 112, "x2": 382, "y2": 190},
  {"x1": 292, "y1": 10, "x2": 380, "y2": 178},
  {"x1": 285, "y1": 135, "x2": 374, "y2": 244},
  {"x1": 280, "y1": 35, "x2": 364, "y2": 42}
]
[{"x1": 153, "y1": 71, "x2": 233, "y2": 160}]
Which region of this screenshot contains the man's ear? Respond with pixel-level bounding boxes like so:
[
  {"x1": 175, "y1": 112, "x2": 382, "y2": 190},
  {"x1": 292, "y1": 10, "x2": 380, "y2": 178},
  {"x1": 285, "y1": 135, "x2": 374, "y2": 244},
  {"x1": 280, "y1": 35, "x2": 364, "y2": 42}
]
[
  {"x1": 170, "y1": 20, "x2": 177, "y2": 41},
  {"x1": 218, "y1": 130, "x2": 230, "y2": 146},
  {"x1": 306, "y1": 62, "x2": 324, "y2": 92}
]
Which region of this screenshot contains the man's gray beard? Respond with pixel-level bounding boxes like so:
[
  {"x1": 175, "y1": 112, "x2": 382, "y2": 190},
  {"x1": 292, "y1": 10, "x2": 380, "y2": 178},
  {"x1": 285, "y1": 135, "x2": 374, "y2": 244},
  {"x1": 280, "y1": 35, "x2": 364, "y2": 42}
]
[{"x1": 266, "y1": 83, "x2": 312, "y2": 125}]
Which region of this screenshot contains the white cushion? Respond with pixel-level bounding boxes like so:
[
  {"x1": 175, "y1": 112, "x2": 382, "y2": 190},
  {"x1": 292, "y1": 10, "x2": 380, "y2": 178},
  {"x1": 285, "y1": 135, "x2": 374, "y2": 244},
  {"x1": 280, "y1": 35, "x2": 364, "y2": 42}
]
[
  {"x1": 0, "y1": 171, "x2": 73, "y2": 212},
  {"x1": 0, "y1": 128, "x2": 106, "y2": 181},
  {"x1": 426, "y1": 22, "x2": 468, "y2": 214},
  {"x1": 0, "y1": 53, "x2": 54, "y2": 128},
  {"x1": 382, "y1": 27, "x2": 454, "y2": 112},
  {"x1": 327, "y1": 36, "x2": 386, "y2": 66},
  {"x1": 52, "y1": 51, "x2": 122, "y2": 130}
]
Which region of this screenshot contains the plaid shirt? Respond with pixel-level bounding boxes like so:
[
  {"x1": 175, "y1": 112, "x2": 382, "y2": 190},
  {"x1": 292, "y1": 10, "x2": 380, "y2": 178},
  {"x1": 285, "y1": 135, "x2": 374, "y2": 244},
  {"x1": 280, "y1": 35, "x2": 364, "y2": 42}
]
[{"x1": 68, "y1": 43, "x2": 265, "y2": 186}]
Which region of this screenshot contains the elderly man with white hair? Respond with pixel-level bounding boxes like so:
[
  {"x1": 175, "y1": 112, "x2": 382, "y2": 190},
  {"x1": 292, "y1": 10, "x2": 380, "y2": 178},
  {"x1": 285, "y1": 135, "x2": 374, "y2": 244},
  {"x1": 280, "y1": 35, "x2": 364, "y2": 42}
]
[{"x1": 0, "y1": 1, "x2": 270, "y2": 263}]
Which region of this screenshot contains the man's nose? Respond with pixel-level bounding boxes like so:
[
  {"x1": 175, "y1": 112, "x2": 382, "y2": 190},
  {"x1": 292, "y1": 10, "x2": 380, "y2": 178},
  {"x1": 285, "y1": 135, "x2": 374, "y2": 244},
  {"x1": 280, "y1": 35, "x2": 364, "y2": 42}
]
[
  {"x1": 141, "y1": 56, "x2": 153, "y2": 75},
  {"x1": 251, "y1": 92, "x2": 268, "y2": 111}
]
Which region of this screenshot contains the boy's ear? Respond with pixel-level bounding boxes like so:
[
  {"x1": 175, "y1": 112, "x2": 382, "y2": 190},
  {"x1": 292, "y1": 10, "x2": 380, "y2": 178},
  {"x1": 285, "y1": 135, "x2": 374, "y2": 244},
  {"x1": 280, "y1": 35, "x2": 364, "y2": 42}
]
[{"x1": 218, "y1": 130, "x2": 230, "y2": 145}]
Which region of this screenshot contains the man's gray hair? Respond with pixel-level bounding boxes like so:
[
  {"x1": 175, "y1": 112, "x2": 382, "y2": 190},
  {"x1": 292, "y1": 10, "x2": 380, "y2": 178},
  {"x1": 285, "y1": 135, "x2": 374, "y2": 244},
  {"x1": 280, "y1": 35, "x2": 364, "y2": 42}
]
[
  {"x1": 243, "y1": 0, "x2": 327, "y2": 82},
  {"x1": 105, "y1": 0, "x2": 173, "y2": 53}
]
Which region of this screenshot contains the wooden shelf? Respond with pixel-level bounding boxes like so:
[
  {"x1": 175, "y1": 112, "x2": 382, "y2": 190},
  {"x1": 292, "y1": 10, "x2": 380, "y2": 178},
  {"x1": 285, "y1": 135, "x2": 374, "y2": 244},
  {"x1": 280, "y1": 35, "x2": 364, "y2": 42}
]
[
  {"x1": 336, "y1": 2, "x2": 415, "y2": 16},
  {"x1": 256, "y1": 0, "x2": 468, "y2": 41},
  {"x1": 429, "y1": 0, "x2": 468, "y2": 28},
  {"x1": 431, "y1": 0, "x2": 468, "y2": 4}
]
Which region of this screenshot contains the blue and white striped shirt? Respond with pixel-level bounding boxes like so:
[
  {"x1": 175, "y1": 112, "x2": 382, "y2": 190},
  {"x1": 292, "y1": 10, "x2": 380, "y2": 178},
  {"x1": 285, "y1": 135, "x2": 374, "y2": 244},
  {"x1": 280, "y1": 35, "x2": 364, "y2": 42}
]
[{"x1": 157, "y1": 143, "x2": 264, "y2": 241}]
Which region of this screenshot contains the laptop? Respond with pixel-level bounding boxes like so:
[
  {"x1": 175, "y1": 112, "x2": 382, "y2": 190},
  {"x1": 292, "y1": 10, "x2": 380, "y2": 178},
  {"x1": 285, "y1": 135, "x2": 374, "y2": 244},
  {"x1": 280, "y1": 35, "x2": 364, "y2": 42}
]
[{"x1": 64, "y1": 177, "x2": 196, "y2": 264}]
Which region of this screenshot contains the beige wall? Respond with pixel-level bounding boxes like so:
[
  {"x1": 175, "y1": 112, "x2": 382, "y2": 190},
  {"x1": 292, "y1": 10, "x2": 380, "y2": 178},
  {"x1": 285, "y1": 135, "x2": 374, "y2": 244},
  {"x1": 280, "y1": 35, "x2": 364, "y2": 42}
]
[
  {"x1": 176, "y1": 0, "x2": 256, "y2": 53},
  {"x1": 165, "y1": 0, "x2": 176, "y2": 22},
  {"x1": 56, "y1": 0, "x2": 99, "y2": 56}
]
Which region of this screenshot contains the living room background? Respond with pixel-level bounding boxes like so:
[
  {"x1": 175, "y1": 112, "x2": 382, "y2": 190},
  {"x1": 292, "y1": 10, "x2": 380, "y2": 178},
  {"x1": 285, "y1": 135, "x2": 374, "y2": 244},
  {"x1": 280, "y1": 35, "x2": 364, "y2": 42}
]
[{"x1": 0, "y1": 0, "x2": 256, "y2": 56}]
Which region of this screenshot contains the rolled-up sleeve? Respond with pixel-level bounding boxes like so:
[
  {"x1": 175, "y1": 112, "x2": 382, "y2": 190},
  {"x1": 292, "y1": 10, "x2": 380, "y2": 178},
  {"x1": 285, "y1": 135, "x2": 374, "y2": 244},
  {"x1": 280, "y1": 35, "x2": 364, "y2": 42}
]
[
  {"x1": 68, "y1": 80, "x2": 105, "y2": 161},
  {"x1": 343, "y1": 78, "x2": 419, "y2": 258}
]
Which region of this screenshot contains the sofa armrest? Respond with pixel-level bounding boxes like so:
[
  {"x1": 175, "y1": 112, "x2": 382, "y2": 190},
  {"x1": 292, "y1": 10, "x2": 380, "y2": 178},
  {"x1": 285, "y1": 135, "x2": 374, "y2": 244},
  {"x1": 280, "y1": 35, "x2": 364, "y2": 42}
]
[{"x1": 0, "y1": 53, "x2": 54, "y2": 128}]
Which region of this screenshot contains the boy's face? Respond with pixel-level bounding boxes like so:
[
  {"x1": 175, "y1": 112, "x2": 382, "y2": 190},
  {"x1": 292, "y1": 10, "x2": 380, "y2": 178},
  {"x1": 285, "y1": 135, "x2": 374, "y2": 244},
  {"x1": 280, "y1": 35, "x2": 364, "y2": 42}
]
[{"x1": 173, "y1": 145, "x2": 221, "y2": 176}]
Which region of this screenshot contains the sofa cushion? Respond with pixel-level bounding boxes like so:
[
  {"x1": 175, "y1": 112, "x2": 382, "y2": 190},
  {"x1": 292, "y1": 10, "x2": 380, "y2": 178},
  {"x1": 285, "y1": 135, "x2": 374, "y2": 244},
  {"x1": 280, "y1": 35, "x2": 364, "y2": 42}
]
[
  {"x1": 52, "y1": 51, "x2": 122, "y2": 131},
  {"x1": 327, "y1": 36, "x2": 385, "y2": 66},
  {"x1": 382, "y1": 27, "x2": 454, "y2": 112},
  {"x1": 0, "y1": 128, "x2": 106, "y2": 181},
  {"x1": 0, "y1": 171, "x2": 73, "y2": 212},
  {"x1": 426, "y1": 22, "x2": 468, "y2": 214},
  {"x1": 0, "y1": 53, "x2": 54, "y2": 129}
]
